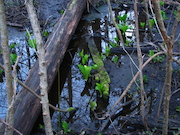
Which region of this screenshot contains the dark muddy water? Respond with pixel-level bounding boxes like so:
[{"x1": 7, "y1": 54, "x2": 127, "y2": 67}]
[{"x1": 0, "y1": 1, "x2": 180, "y2": 135}]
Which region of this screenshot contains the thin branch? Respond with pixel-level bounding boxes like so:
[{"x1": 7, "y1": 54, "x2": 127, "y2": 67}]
[
  {"x1": 0, "y1": 119, "x2": 23, "y2": 135},
  {"x1": 171, "y1": 5, "x2": 180, "y2": 41},
  {"x1": 134, "y1": 0, "x2": 147, "y2": 129}
]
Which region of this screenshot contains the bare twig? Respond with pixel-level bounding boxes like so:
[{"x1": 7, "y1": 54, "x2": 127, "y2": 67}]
[
  {"x1": 144, "y1": 0, "x2": 155, "y2": 41},
  {"x1": 134, "y1": 0, "x2": 147, "y2": 129},
  {"x1": 0, "y1": 119, "x2": 23, "y2": 135}
]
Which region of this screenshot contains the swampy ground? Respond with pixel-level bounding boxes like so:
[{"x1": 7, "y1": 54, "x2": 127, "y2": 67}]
[{"x1": 1, "y1": 0, "x2": 180, "y2": 135}]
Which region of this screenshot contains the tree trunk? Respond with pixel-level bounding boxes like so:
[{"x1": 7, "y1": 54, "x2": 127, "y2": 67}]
[
  {"x1": 25, "y1": 0, "x2": 53, "y2": 134},
  {"x1": 0, "y1": 0, "x2": 86, "y2": 134},
  {"x1": 0, "y1": 0, "x2": 14, "y2": 135}
]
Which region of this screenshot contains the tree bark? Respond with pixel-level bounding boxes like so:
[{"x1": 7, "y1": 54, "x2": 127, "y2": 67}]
[
  {"x1": 152, "y1": 0, "x2": 174, "y2": 134},
  {"x1": 25, "y1": 0, "x2": 53, "y2": 134},
  {"x1": 0, "y1": 0, "x2": 86, "y2": 134},
  {"x1": 0, "y1": 0, "x2": 14, "y2": 135}
]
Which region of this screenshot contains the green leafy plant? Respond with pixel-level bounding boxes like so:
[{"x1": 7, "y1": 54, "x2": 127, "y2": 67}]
[
  {"x1": 82, "y1": 54, "x2": 89, "y2": 65},
  {"x1": 149, "y1": 19, "x2": 155, "y2": 28},
  {"x1": 105, "y1": 46, "x2": 110, "y2": 57},
  {"x1": 176, "y1": 106, "x2": 180, "y2": 112},
  {"x1": 160, "y1": 10, "x2": 168, "y2": 20},
  {"x1": 89, "y1": 100, "x2": 97, "y2": 111},
  {"x1": 149, "y1": 50, "x2": 164, "y2": 63},
  {"x1": 26, "y1": 31, "x2": 37, "y2": 50},
  {"x1": 79, "y1": 49, "x2": 89, "y2": 65},
  {"x1": 174, "y1": 10, "x2": 177, "y2": 16},
  {"x1": 99, "y1": 53, "x2": 105, "y2": 59},
  {"x1": 140, "y1": 22, "x2": 145, "y2": 28},
  {"x1": 78, "y1": 65, "x2": 92, "y2": 80},
  {"x1": 159, "y1": 1, "x2": 164, "y2": 6},
  {"x1": 114, "y1": 37, "x2": 119, "y2": 43},
  {"x1": 117, "y1": 23, "x2": 130, "y2": 33},
  {"x1": 125, "y1": 39, "x2": 131, "y2": 47},
  {"x1": 39, "y1": 124, "x2": 43, "y2": 129},
  {"x1": 10, "y1": 43, "x2": 18, "y2": 49},
  {"x1": 173, "y1": 128, "x2": 180, "y2": 135},
  {"x1": 95, "y1": 82, "x2": 109, "y2": 97},
  {"x1": 95, "y1": 82, "x2": 105, "y2": 97},
  {"x1": 10, "y1": 53, "x2": 17, "y2": 65},
  {"x1": 117, "y1": 14, "x2": 127, "y2": 23},
  {"x1": 79, "y1": 49, "x2": 84, "y2": 57},
  {"x1": 145, "y1": 127, "x2": 157, "y2": 135},
  {"x1": 92, "y1": 64, "x2": 98, "y2": 70},
  {"x1": 143, "y1": 75, "x2": 148, "y2": 84},
  {"x1": 112, "y1": 55, "x2": 119, "y2": 63},
  {"x1": 0, "y1": 68, "x2": 3, "y2": 74},
  {"x1": 117, "y1": 14, "x2": 131, "y2": 34},
  {"x1": 66, "y1": 107, "x2": 74, "y2": 112},
  {"x1": 43, "y1": 30, "x2": 49, "y2": 37},
  {"x1": 59, "y1": 9, "x2": 65, "y2": 14},
  {"x1": 62, "y1": 121, "x2": 71, "y2": 134},
  {"x1": 109, "y1": 41, "x2": 118, "y2": 48}
]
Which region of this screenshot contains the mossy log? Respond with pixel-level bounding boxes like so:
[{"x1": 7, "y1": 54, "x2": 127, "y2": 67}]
[
  {"x1": 86, "y1": 36, "x2": 110, "y2": 98},
  {"x1": 0, "y1": 0, "x2": 86, "y2": 135}
]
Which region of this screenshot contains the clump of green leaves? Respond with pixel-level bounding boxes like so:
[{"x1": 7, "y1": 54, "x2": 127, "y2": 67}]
[
  {"x1": 92, "y1": 64, "x2": 98, "y2": 70},
  {"x1": 0, "y1": 69, "x2": 3, "y2": 74},
  {"x1": 10, "y1": 53, "x2": 17, "y2": 65},
  {"x1": 62, "y1": 121, "x2": 71, "y2": 134},
  {"x1": 140, "y1": 22, "x2": 145, "y2": 28},
  {"x1": 173, "y1": 128, "x2": 180, "y2": 135},
  {"x1": 176, "y1": 106, "x2": 180, "y2": 112},
  {"x1": 26, "y1": 31, "x2": 37, "y2": 50},
  {"x1": 143, "y1": 75, "x2": 148, "y2": 84},
  {"x1": 105, "y1": 46, "x2": 110, "y2": 57},
  {"x1": 117, "y1": 14, "x2": 127, "y2": 23},
  {"x1": 159, "y1": 1, "x2": 164, "y2": 6},
  {"x1": 109, "y1": 41, "x2": 118, "y2": 48},
  {"x1": 149, "y1": 50, "x2": 164, "y2": 63},
  {"x1": 117, "y1": 23, "x2": 131, "y2": 34},
  {"x1": 39, "y1": 124, "x2": 43, "y2": 129},
  {"x1": 79, "y1": 49, "x2": 89, "y2": 65},
  {"x1": 95, "y1": 82, "x2": 109, "y2": 98},
  {"x1": 59, "y1": 9, "x2": 65, "y2": 14},
  {"x1": 78, "y1": 65, "x2": 92, "y2": 80},
  {"x1": 43, "y1": 30, "x2": 49, "y2": 37},
  {"x1": 117, "y1": 14, "x2": 131, "y2": 33},
  {"x1": 160, "y1": 10, "x2": 168, "y2": 20},
  {"x1": 66, "y1": 107, "x2": 74, "y2": 112},
  {"x1": 89, "y1": 100, "x2": 97, "y2": 111},
  {"x1": 10, "y1": 43, "x2": 18, "y2": 49},
  {"x1": 149, "y1": 19, "x2": 155, "y2": 29},
  {"x1": 112, "y1": 55, "x2": 119, "y2": 63}
]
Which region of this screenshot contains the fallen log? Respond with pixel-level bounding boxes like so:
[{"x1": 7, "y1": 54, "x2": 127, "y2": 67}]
[
  {"x1": 0, "y1": 0, "x2": 86, "y2": 134},
  {"x1": 86, "y1": 36, "x2": 110, "y2": 99}
]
